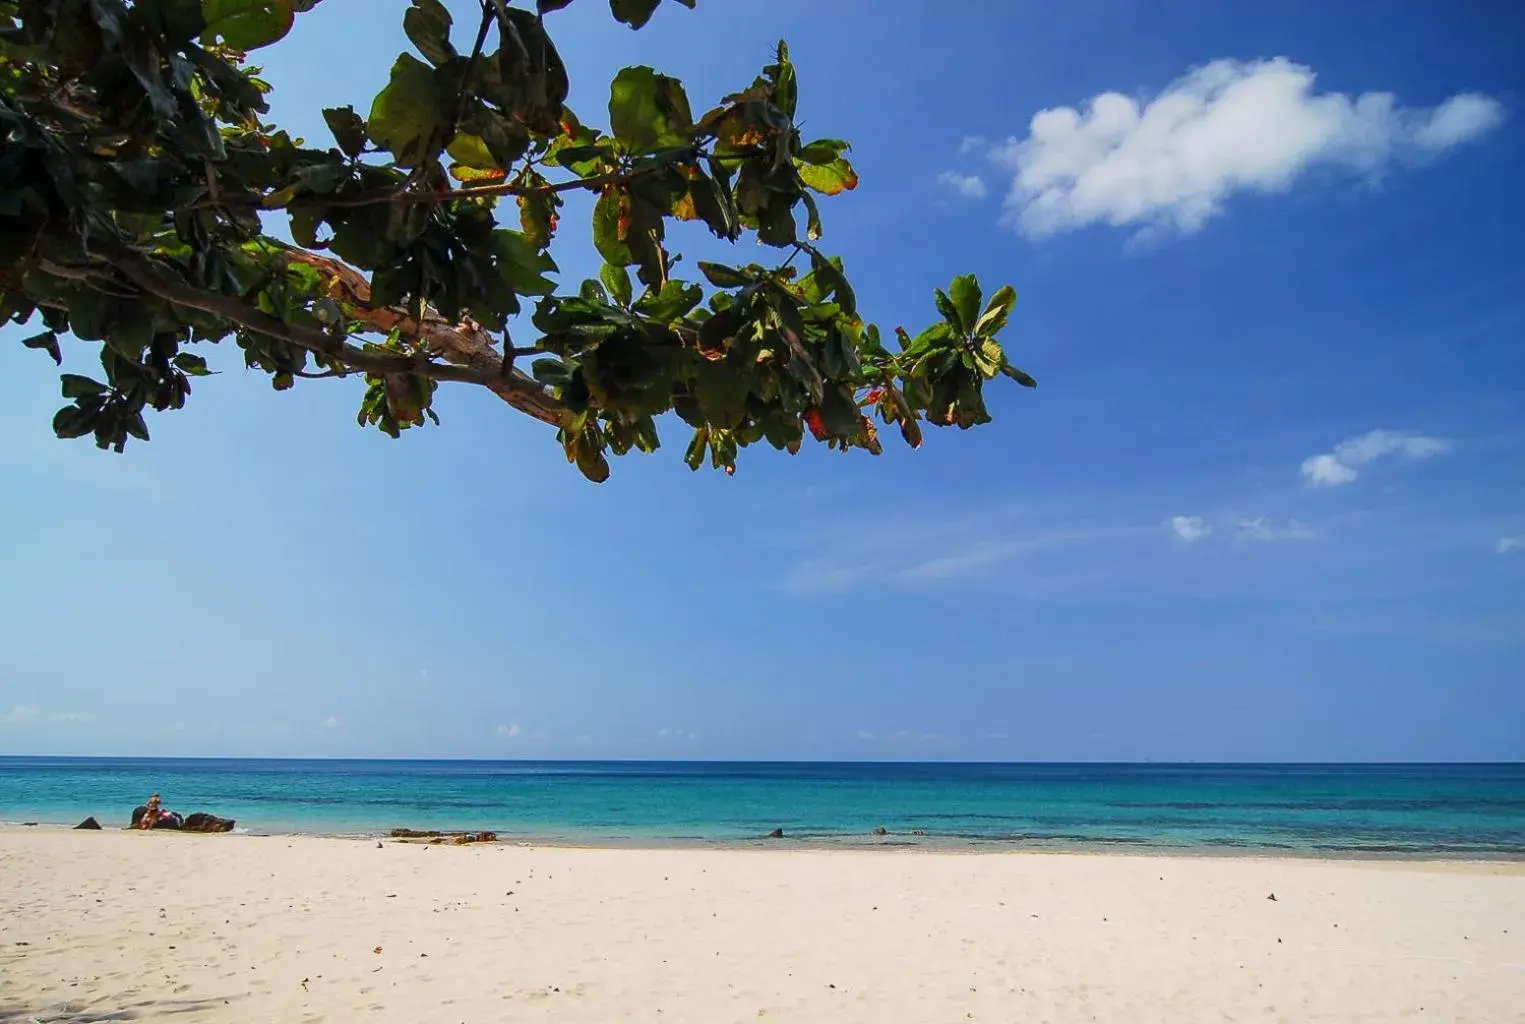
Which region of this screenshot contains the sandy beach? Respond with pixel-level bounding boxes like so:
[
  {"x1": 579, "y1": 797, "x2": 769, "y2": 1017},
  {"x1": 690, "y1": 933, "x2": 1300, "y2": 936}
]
[{"x1": 1, "y1": 829, "x2": 1522, "y2": 1023}]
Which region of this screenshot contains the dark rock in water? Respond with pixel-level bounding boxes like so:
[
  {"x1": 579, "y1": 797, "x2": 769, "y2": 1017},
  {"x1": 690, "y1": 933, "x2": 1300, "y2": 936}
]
[
  {"x1": 389, "y1": 828, "x2": 496, "y2": 844},
  {"x1": 74, "y1": 817, "x2": 102, "y2": 830},
  {"x1": 452, "y1": 832, "x2": 496, "y2": 844},
  {"x1": 872, "y1": 826, "x2": 888, "y2": 836},
  {"x1": 131, "y1": 805, "x2": 182, "y2": 829},
  {"x1": 768, "y1": 828, "x2": 785, "y2": 839},
  {"x1": 130, "y1": 806, "x2": 229, "y2": 831}
]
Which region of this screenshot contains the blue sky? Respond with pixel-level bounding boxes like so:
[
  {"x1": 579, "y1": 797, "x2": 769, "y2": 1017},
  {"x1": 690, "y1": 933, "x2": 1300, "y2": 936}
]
[{"x1": 2, "y1": 0, "x2": 1522, "y2": 761}]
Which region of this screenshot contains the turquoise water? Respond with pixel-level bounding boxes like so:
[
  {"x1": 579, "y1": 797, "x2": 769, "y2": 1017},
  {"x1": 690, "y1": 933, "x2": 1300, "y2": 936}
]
[{"x1": 2, "y1": 759, "x2": 1522, "y2": 856}]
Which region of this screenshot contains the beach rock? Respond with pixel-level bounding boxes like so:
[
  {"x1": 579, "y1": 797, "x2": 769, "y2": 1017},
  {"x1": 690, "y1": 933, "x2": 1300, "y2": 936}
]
[
  {"x1": 74, "y1": 817, "x2": 102, "y2": 830},
  {"x1": 389, "y1": 828, "x2": 496, "y2": 844},
  {"x1": 129, "y1": 806, "x2": 230, "y2": 831},
  {"x1": 130, "y1": 805, "x2": 183, "y2": 829},
  {"x1": 872, "y1": 826, "x2": 888, "y2": 836},
  {"x1": 768, "y1": 828, "x2": 785, "y2": 839}
]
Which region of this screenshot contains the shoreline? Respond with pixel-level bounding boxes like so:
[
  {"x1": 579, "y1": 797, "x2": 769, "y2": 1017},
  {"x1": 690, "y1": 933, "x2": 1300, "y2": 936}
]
[{"x1": 5, "y1": 822, "x2": 1522, "y2": 865}]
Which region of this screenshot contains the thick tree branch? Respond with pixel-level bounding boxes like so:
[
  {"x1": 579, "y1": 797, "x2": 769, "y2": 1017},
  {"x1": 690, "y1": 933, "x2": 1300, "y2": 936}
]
[{"x1": 46, "y1": 254, "x2": 565, "y2": 427}]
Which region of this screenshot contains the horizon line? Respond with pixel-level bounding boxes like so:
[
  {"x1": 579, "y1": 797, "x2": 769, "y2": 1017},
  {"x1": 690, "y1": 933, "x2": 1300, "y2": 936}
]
[{"x1": 2, "y1": 755, "x2": 1521, "y2": 767}]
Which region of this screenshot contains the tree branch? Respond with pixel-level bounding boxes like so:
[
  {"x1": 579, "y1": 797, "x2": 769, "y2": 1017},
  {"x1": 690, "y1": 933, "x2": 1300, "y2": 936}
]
[
  {"x1": 296, "y1": 167, "x2": 643, "y2": 211},
  {"x1": 46, "y1": 253, "x2": 566, "y2": 427}
]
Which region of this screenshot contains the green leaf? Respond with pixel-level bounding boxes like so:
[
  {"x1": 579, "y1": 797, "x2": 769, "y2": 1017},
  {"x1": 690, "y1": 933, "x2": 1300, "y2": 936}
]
[
  {"x1": 609, "y1": 0, "x2": 661, "y2": 29},
  {"x1": 491, "y1": 230, "x2": 559, "y2": 296},
  {"x1": 798, "y1": 139, "x2": 850, "y2": 166},
  {"x1": 801, "y1": 192, "x2": 823, "y2": 241},
  {"x1": 172, "y1": 353, "x2": 211, "y2": 376},
  {"x1": 600, "y1": 263, "x2": 633, "y2": 307},
  {"x1": 636, "y1": 280, "x2": 702, "y2": 321},
  {"x1": 688, "y1": 168, "x2": 738, "y2": 241},
  {"x1": 973, "y1": 337, "x2": 1004, "y2": 379},
  {"x1": 124, "y1": 411, "x2": 151, "y2": 442},
  {"x1": 796, "y1": 157, "x2": 858, "y2": 196},
  {"x1": 53, "y1": 405, "x2": 95, "y2": 440},
  {"x1": 531, "y1": 358, "x2": 570, "y2": 385},
  {"x1": 949, "y1": 275, "x2": 981, "y2": 335},
  {"x1": 592, "y1": 187, "x2": 632, "y2": 266},
  {"x1": 694, "y1": 364, "x2": 748, "y2": 427},
  {"x1": 974, "y1": 285, "x2": 1017, "y2": 336},
  {"x1": 1001, "y1": 364, "x2": 1038, "y2": 388},
  {"x1": 808, "y1": 252, "x2": 856, "y2": 319},
  {"x1": 60, "y1": 374, "x2": 107, "y2": 399},
  {"x1": 21, "y1": 331, "x2": 62, "y2": 365},
  {"x1": 576, "y1": 448, "x2": 611, "y2": 482},
  {"x1": 518, "y1": 188, "x2": 561, "y2": 248},
  {"x1": 403, "y1": 0, "x2": 455, "y2": 67},
  {"x1": 933, "y1": 288, "x2": 962, "y2": 332},
  {"x1": 770, "y1": 46, "x2": 797, "y2": 118},
  {"x1": 697, "y1": 262, "x2": 749, "y2": 288},
  {"x1": 445, "y1": 133, "x2": 498, "y2": 169},
  {"x1": 201, "y1": 0, "x2": 295, "y2": 51},
  {"x1": 322, "y1": 106, "x2": 368, "y2": 158},
  {"x1": 609, "y1": 66, "x2": 693, "y2": 151},
  {"x1": 684, "y1": 426, "x2": 709, "y2": 470},
  {"x1": 367, "y1": 53, "x2": 448, "y2": 168}
]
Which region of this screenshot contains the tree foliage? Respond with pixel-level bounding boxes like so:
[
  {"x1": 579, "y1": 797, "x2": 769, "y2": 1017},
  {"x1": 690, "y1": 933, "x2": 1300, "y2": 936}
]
[{"x1": 0, "y1": 0, "x2": 1035, "y2": 479}]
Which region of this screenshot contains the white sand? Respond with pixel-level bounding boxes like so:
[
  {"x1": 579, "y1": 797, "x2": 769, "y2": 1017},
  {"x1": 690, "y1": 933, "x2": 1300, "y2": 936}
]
[{"x1": 1, "y1": 830, "x2": 1522, "y2": 1023}]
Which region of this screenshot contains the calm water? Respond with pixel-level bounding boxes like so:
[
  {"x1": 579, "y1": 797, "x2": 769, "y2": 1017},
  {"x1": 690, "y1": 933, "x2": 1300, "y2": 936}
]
[{"x1": 1, "y1": 759, "x2": 1522, "y2": 857}]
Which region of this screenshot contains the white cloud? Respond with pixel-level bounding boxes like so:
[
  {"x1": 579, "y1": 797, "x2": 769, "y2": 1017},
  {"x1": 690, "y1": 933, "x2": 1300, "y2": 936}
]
[
  {"x1": 1169, "y1": 515, "x2": 1211, "y2": 542},
  {"x1": 937, "y1": 170, "x2": 988, "y2": 199},
  {"x1": 1498, "y1": 537, "x2": 1525, "y2": 555},
  {"x1": 856, "y1": 730, "x2": 875, "y2": 740},
  {"x1": 959, "y1": 135, "x2": 988, "y2": 155},
  {"x1": 321, "y1": 716, "x2": 341, "y2": 729},
  {"x1": 1236, "y1": 517, "x2": 1316, "y2": 542},
  {"x1": 496, "y1": 722, "x2": 521, "y2": 738},
  {"x1": 962, "y1": 58, "x2": 1503, "y2": 238},
  {"x1": 1, "y1": 705, "x2": 40, "y2": 726},
  {"x1": 1300, "y1": 453, "x2": 1359, "y2": 486},
  {"x1": 1301, "y1": 429, "x2": 1451, "y2": 487}
]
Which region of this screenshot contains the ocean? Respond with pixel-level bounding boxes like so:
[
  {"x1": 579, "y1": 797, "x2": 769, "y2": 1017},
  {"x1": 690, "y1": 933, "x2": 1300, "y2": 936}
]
[{"x1": 1, "y1": 758, "x2": 1522, "y2": 857}]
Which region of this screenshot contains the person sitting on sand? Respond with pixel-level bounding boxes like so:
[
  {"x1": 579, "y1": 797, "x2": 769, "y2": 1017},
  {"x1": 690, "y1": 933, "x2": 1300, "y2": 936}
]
[{"x1": 138, "y1": 793, "x2": 163, "y2": 830}]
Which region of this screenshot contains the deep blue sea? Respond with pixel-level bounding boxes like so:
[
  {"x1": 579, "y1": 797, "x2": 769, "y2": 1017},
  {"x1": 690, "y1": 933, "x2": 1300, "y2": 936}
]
[{"x1": 2, "y1": 759, "x2": 1523, "y2": 857}]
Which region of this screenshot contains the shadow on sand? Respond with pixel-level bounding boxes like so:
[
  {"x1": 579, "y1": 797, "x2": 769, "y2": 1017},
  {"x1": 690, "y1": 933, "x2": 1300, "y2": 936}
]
[{"x1": 0, "y1": 997, "x2": 232, "y2": 1022}]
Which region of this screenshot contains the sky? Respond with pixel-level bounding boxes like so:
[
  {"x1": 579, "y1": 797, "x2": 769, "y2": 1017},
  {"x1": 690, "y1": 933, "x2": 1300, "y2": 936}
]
[{"x1": 1, "y1": 0, "x2": 1523, "y2": 762}]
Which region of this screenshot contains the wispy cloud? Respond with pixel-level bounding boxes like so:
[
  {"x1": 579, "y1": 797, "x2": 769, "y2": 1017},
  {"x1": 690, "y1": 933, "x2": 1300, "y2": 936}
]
[
  {"x1": 1235, "y1": 517, "x2": 1316, "y2": 542},
  {"x1": 321, "y1": 716, "x2": 341, "y2": 729},
  {"x1": 52, "y1": 711, "x2": 93, "y2": 725},
  {"x1": 780, "y1": 520, "x2": 1128, "y2": 595},
  {"x1": 953, "y1": 58, "x2": 1502, "y2": 239},
  {"x1": 1498, "y1": 537, "x2": 1525, "y2": 555},
  {"x1": 1169, "y1": 515, "x2": 1211, "y2": 542},
  {"x1": 937, "y1": 170, "x2": 988, "y2": 199},
  {"x1": 1301, "y1": 429, "x2": 1451, "y2": 487},
  {"x1": 0, "y1": 705, "x2": 40, "y2": 726},
  {"x1": 496, "y1": 722, "x2": 521, "y2": 738}
]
